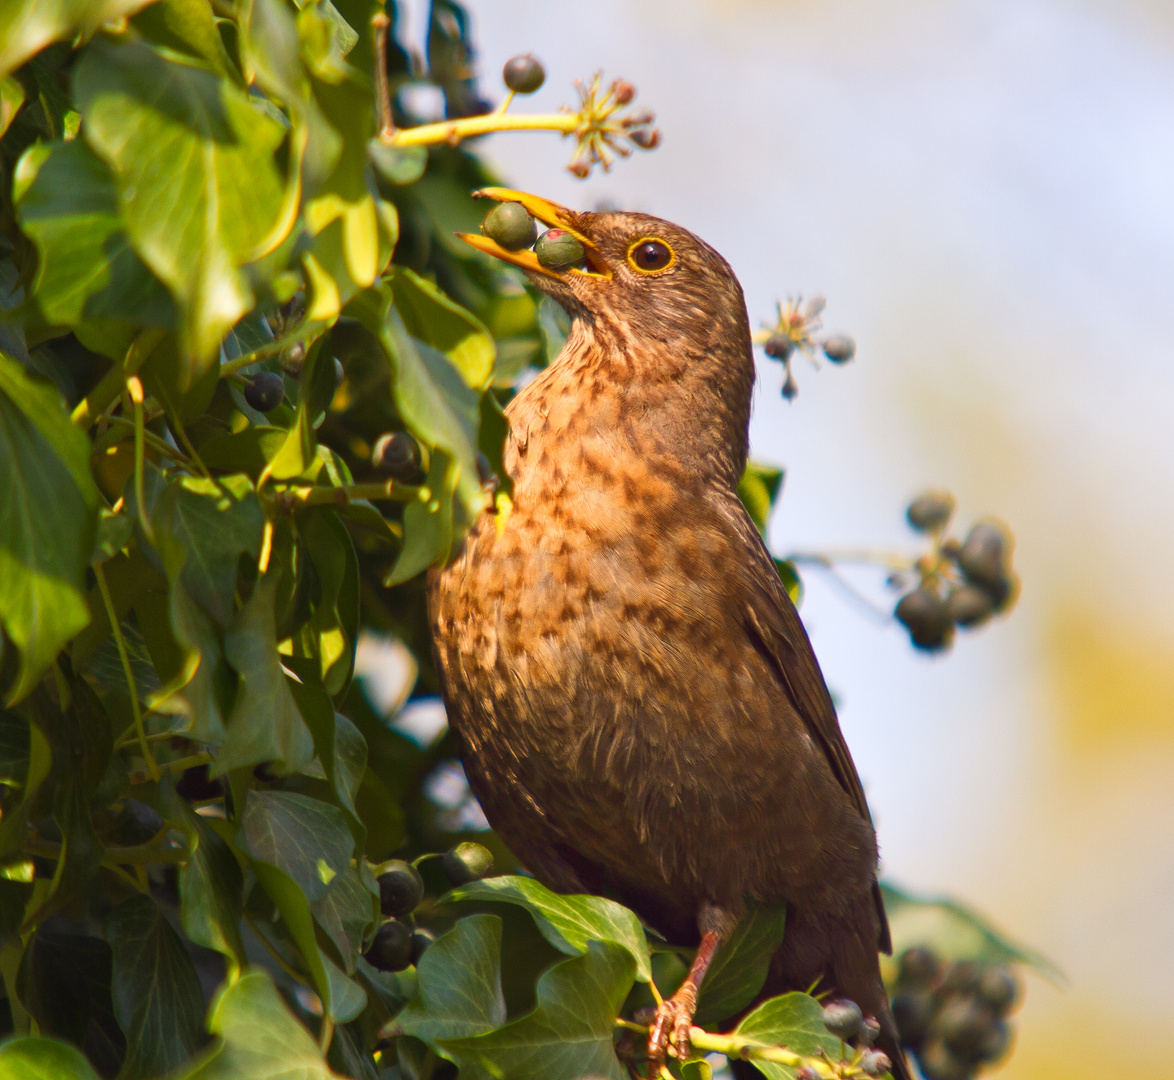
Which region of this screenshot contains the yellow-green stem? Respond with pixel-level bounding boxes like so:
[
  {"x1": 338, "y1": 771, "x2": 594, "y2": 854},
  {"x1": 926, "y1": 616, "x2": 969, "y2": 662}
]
[
  {"x1": 94, "y1": 561, "x2": 159, "y2": 781},
  {"x1": 382, "y1": 111, "x2": 578, "y2": 148}
]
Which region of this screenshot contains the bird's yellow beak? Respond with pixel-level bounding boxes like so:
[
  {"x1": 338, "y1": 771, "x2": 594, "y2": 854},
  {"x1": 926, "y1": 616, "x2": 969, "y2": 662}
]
[{"x1": 457, "y1": 187, "x2": 611, "y2": 280}]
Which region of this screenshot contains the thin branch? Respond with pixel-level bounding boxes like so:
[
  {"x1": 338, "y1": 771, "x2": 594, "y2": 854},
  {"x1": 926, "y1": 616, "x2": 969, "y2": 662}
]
[{"x1": 371, "y1": 12, "x2": 395, "y2": 139}]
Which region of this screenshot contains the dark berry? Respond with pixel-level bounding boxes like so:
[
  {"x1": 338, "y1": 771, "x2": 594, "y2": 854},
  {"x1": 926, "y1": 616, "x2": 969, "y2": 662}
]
[
  {"x1": 502, "y1": 54, "x2": 545, "y2": 94},
  {"x1": 892, "y1": 990, "x2": 936, "y2": 1046},
  {"x1": 956, "y1": 522, "x2": 1008, "y2": 588},
  {"x1": 534, "y1": 229, "x2": 585, "y2": 270},
  {"x1": 781, "y1": 372, "x2": 798, "y2": 400},
  {"x1": 372, "y1": 431, "x2": 426, "y2": 484},
  {"x1": 244, "y1": 371, "x2": 286, "y2": 412},
  {"x1": 764, "y1": 333, "x2": 795, "y2": 360},
  {"x1": 110, "y1": 799, "x2": 164, "y2": 846},
  {"x1": 822, "y1": 333, "x2": 856, "y2": 363},
  {"x1": 941, "y1": 960, "x2": 981, "y2": 994},
  {"x1": 410, "y1": 928, "x2": 435, "y2": 966},
  {"x1": 935, "y1": 998, "x2": 996, "y2": 1058},
  {"x1": 332, "y1": 357, "x2": 345, "y2": 388},
  {"x1": 895, "y1": 587, "x2": 953, "y2": 651},
  {"x1": 976, "y1": 1019, "x2": 1011, "y2": 1062},
  {"x1": 442, "y1": 841, "x2": 495, "y2": 885},
  {"x1": 945, "y1": 585, "x2": 994, "y2": 628},
  {"x1": 859, "y1": 1049, "x2": 891, "y2": 1076},
  {"x1": 365, "y1": 920, "x2": 413, "y2": 972},
  {"x1": 629, "y1": 128, "x2": 660, "y2": 149},
  {"x1": 481, "y1": 202, "x2": 538, "y2": 251},
  {"x1": 859, "y1": 1015, "x2": 882, "y2": 1047},
  {"x1": 821, "y1": 998, "x2": 863, "y2": 1040},
  {"x1": 906, "y1": 490, "x2": 955, "y2": 532},
  {"x1": 475, "y1": 452, "x2": 496, "y2": 489},
  {"x1": 976, "y1": 967, "x2": 1018, "y2": 1014},
  {"x1": 917, "y1": 1039, "x2": 969, "y2": 1080},
  {"x1": 377, "y1": 860, "x2": 425, "y2": 918},
  {"x1": 899, "y1": 946, "x2": 941, "y2": 987}
]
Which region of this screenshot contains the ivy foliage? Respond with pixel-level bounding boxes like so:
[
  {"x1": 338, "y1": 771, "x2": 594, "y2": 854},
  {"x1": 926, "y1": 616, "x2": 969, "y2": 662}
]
[{"x1": 0, "y1": 1, "x2": 1039, "y2": 1078}]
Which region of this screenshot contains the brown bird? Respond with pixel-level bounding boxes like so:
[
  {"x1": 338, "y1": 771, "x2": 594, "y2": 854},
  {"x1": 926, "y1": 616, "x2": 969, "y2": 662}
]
[{"x1": 429, "y1": 188, "x2": 910, "y2": 1080}]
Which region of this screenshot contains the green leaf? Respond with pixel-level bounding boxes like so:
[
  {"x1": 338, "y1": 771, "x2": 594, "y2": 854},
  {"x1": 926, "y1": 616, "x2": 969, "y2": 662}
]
[
  {"x1": 174, "y1": 970, "x2": 337, "y2": 1080},
  {"x1": 106, "y1": 894, "x2": 206, "y2": 1080},
  {"x1": 298, "y1": 508, "x2": 359, "y2": 696},
  {"x1": 390, "y1": 267, "x2": 496, "y2": 390},
  {"x1": 242, "y1": 789, "x2": 352, "y2": 904},
  {"x1": 311, "y1": 865, "x2": 376, "y2": 973},
  {"x1": 0, "y1": 352, "x2": 99, "y2": 703},
  {"x1": 774, "y1": 558, "x2": 803, "y2": 606},
  {"x1": 75, "y1": 37, "x2": 288, "y2": 370},
  {"x1": 367, "y1": 142, "x2": 426, "y2": 186},
  {"x1": 0, "y1": 0, "x2": 154, "y2": 78},
  {"x1": 881, "y1": 881, "x2": 1061, "y2": 981},
  {"x1": 216, "y1": 575, "x2": 315, "y2": 775},
  {"x1": 694, "y1": 903, "x2": 788, "y2": 1026},
  {"x1": 731, "y1": 992, "x2": 841, "y2": 1080},
  {"x1": 0, "y1": 1036, "x2": 102, "y2": 1080},
  {"x1": 131, "y1": 0, "x2": 238, "y2": 77},
  {"x1": 153, "y1": 474, "x2": 264, "y2": 627},
  {"x1": 386, "y1": 448, "x2": 457, "y2": 587},
  {"x1": 0, "y1": 75, "x2": 25, "y2": 139},
  {"x1": 14, "y1": 931, "x2": 117, "y2": 1051},
  {"x1": 446, "y1": 875, "x2": 652, "y2": 984},
  {"x1": 12, "y1": 140, "x2": 173, "y2": 332},
  {"x1": 440, "y1": 941, "x2": 635, "y2": 1080},
  {"x1": 738, "y1": 463, "x2": 784, "y2": 539},
  {"x1": 398, "y1": 913, "x2": 506, "y2": 1046}
]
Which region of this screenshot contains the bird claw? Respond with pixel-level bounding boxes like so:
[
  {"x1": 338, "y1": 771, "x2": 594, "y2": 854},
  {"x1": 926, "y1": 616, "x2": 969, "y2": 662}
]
[{"x1": 646, "y1": 992, "x2": 695, "y2": 1077}]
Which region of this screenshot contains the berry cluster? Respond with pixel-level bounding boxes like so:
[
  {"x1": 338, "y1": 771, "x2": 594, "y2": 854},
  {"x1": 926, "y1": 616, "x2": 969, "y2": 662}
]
[
  {"x1": 800, "y1": 999, "x2": 891, "y2": 1078},
  {"x1": 755, "y1": 295, "x2": 855, "y2": 400},
  {"x1": 893, "y1": 492, "x2": 1019, "y2": 652},
  {"x1": 363, "y1": 842, "x2": 496, "y2": 973},
  {"x1": 480, "y1": 201, "x2": 588, "y2": 271},
  {"x1": 890, "y1": 948, "x2": 1020, "y2": 1080}
]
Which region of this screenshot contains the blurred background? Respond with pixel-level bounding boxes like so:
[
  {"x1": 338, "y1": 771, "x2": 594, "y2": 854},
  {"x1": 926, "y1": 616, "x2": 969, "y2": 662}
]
[{"x1": 392, "y1": 1, "x2": 1174, "y2": 1075}]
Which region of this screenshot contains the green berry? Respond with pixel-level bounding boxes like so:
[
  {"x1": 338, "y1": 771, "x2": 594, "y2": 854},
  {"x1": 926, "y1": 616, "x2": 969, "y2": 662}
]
[
  {"x1": 906, "y1": 490, "x2": 955, "y2": 532},
  {"x1": 821, "y1": 998, "x2": 863, "y2": 1040},
  {"x1": 822, "y1": 333, "x2": 856, "y2": 363},
  {"x1": 481, "y1": 202, "x2": 538, "y2": 251},
  {"x1": 976, "y1": 967, "x2": 1018, "y2": 1014},
  {"x1": 899, "y1": 946, "x2": 941, "y2": 987},
  {"x1": 534, "y1": 228, "x2": 585, "y2": 270},
  {"x1": 956, "y1": 522, "x2": 1009, "y2": 587},
  {"x1": 365, "y1": 920, "x2": 413, "y2": 972},
  {"x1": 244, "y1": 371, "x2": 286, "y2": 412},
  {"x1": 502, "y1": 54, "x2": 545, "y2": 94},
  {"x1": 945, "y1": 584, "x2": 995, "y2": 628},
  {"x1": 764, "y1": 333, "x2": 794, "y2": 360},
  {"x1": 443, "y1": 841, "x2": 495, "y2": 884},
  {"x1": 377, "y1": 860, "x2": 425, "y2": 918},
  {"x1": 895, "y1": 587, "x2": 953, "y2": 651},
  {"x1": 373, "y1": 431, "x2": 426, "y2": 484}
]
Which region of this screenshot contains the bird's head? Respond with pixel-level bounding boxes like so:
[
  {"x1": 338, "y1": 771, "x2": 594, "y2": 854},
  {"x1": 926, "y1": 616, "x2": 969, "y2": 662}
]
[{"x1": 460, "y1": 188, "x2": 753, "y2": 360}]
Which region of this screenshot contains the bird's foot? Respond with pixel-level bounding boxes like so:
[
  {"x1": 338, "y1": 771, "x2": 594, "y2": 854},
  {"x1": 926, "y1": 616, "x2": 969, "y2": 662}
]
[{"x1": 646, "y1": 988, "x2": 697, "y2": 1077}]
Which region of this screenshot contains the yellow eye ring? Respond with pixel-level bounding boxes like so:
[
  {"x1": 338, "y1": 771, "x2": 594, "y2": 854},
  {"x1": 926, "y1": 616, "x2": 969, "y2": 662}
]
[{"x1": 626, "y1": 237, "x2": 676, "y2": 275}]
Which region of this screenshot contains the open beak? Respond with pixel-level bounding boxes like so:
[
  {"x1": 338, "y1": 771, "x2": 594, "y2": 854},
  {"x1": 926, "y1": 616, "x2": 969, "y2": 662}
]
[{"x1": 457, "y1": 187, "x2": 612, "y2": 281}]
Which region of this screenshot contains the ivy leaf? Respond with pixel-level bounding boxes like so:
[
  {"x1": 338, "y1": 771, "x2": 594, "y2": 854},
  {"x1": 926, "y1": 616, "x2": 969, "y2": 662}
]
[
  {"x1": 398, "y1": 913, "x2": 506, "y2": 1046},
  {"x1": 440, "y1": 941, "x2": 635, "y2": 1080},
  {"x1": 446, "y1": 875, "x2": 652, "y2": 983},
  {"x1": 0, "y1": 1036, "x2": 103, "y2": 1080},
  {"x1": 74, "y1": 37, "x2": 288, "y2": 370},
  {"x1": 12, "y1": 140, "x2": 173, "y2": 334},
  {"x1": 390, "y1": 267, "x2": 496, "y2": 390},
  {"x1": 0, "y1": 353, "x2": 99, "y2": 704},
  {"x1": 242, "y1": 789, "x2": 352, "y2": 904},
  {"x1": 174, "y1": 970, "x2": 338, "y2": 1080},
  {"x1": 0, "y1": 0, "x2": 154, "y2": 78},
  {"x1": 216, "y1": 575, "x2": 315, "y2": 775},
  {"x1": 106, "y1": 894, "x2": 207, "y2": 1080},
  {"x1": 694, "y1": 902, "x2": 788, "y2": 1026},
  {"x1": 311, "y1": 865, "x2": 376, "y2": 974},
  {"x1": 730, "y1": 992, "x2": 841, "y2": 1080},
  {"x1": 737, "y1": 463, "x2": 784, "y2": 539}
]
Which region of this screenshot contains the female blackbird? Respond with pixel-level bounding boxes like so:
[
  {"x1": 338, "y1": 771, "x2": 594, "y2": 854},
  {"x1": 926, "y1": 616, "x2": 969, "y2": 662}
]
[{"x1": 431, "y1": 189, "x2": 910, "y2": 1080}]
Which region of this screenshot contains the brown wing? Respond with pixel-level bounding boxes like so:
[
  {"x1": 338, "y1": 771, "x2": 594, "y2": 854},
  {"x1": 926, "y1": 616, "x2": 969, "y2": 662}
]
[{"x1": 728, "y1": 496, "x2": 893, "y2": 954}]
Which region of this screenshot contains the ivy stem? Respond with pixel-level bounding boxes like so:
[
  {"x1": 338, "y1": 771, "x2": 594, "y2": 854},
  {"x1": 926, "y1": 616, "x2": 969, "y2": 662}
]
[
  {"x1": 263, "y1": 480, "x2": 425, "y2": 510},
  {"x1": 318, "y1": 1016, "x2": 335, "y2": 1055},
  {"x1": 381, "y1": 111, "x2": 579, "y2": 148},
  {"x1": 127, "y1": 752, "x2": 212, "y2": 786},
  {"x1": 94, "y1": 560, "x2": 159, "y2": 781},
  {"x1": 127, "y1": 376, "x2": 156, "y2": 543},
  {"x1": 71, "y1": 328, "x2": 164, "y2": 430},
  {"x1": 371, "y1": 12, "x2": 395, "y2": 139},
  {"x1": 100, "y1": 414, "x2": 192, "y2": 466}
]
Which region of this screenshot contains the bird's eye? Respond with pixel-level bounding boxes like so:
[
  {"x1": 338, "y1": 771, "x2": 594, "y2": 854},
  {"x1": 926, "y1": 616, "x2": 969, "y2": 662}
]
[{"x1": 627, "y1": 237, "x2": 675, "y2": 274}]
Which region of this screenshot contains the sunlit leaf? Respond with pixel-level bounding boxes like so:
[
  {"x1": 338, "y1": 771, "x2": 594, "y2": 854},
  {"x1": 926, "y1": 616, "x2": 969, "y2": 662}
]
[
  {"x1": 731, "y1": 992, "x2": 841, "y2": 1080},
  {"x1": 0, "y1": 1035, "x2": 102, "y2": 1080},
  {"x1": 0, "y1": 0, "x2": 155, "y2": 78}
]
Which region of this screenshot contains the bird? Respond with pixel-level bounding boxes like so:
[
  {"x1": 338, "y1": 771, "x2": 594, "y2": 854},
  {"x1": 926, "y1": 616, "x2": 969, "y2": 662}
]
[{"x1": 428, "y1": 187, "x2": 911, "y2": 1080}]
